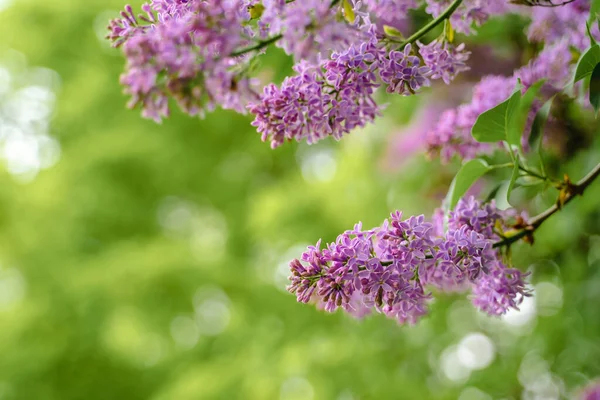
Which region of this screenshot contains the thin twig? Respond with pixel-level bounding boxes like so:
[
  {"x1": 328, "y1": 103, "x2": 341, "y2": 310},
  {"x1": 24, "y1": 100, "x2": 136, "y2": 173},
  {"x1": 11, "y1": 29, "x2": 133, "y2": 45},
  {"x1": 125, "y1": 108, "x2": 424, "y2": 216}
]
[
  {"x1": 398, "y1": 0, "x2": 464, "y2": 48},
  {"x1": 230, "y1": 0, "x2": 340, "y2": 57},
  {"x1": 493, "y1": 162, "x2": 600, "y2": 248}
]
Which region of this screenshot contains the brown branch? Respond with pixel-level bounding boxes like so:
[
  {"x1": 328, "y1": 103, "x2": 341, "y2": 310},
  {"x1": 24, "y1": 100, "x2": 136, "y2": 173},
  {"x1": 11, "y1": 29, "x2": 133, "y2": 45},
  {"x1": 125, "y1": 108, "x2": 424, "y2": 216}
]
[{"x1": 493, "y1": 162, "x2": 600, "y2": 248}]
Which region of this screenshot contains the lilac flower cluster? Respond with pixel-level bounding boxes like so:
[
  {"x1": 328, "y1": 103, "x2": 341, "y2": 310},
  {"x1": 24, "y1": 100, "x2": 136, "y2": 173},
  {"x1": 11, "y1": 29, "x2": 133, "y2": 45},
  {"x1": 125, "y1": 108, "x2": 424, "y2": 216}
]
[
  {"x1": 287, "y1": 197, "x2": 531, "y2": 323},
  {"x1": 426, "y1": 75, "x2": 514, "y2": 161},
  {"x1": 418, "y1": 39, "x2": 471, "y2": 84},
  {"x1": 363, "y1": 0, "x2": 420, "y2": 22},
  {"x1": 108, "y1": 0, "x2": 258, "y2": 122},
  {"x1": 528, "y1": 0, "x2": 598, "y2": 51},
  {"x1": 425, "y1": 0, "x2": 597, "y2": 162},
  {"x1": 249, "y1": 34, "x2": 470, "y2": 147},
  {"x1": 425, "y1": 0, "x2": 510, "y2": 34},
  {"x1": 248, "y1": 40, "x2": 383, "y2": 148},
  {"x1": 109, "y1": 0, "x2": 474, "y2": 142},
  {"x1": 264, "y1": 0, "x2": 368, "y2": 63}
]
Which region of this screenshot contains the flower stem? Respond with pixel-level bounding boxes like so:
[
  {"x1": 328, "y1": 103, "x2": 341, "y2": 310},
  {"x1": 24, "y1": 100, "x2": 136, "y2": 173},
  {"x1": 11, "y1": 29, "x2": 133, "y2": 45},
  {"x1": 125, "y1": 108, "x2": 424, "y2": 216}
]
[
  {"x1": 399, "y1": 0, "x2": 464, "y2": 48},
  {"x1": 518, "y1": 165, "x2": 552, "y2": 182},
  {"x1": 230, "y1": 0, "x2": 341, "y2": 58},
  {"x1": 493, "y1": 161, "x2": 600, "y2": 248},
  {"x1": 231, "y1": 34, "x2": 283, "y2": 57}
]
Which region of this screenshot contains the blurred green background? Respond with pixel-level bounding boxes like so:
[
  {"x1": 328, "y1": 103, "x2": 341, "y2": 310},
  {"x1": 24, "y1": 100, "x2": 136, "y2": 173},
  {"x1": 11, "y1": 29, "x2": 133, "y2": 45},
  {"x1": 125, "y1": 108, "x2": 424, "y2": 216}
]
[{"x1": 0, "y1": 1, "x2": 599, "y2": 399}]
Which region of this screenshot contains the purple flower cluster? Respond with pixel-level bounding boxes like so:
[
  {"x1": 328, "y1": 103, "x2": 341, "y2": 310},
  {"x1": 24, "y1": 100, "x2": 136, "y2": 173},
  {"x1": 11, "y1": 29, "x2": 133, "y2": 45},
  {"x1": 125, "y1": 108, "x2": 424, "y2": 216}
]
[
  {"x1": 380, "y1": 44, "x2": 432, "y2": 95},
  {"x1": 363, "y1": 0, "x2": 420, "y2": 22},
  {"x1": 425, "y1": 0, "x2": 510, "y2": 34},
  {"x1": 108, "y1": 0, "x2": 259, "y2": 122},
  {"x1": 287, "y1": 197, "x2": 531, "y2": 324},
  {"x1": 528, "y1": 0, "x2": 598, "y2": 51},
  {"x1": 265, "y1": 0, "x2": 368, "y2": 63},
  {"x1": 426, "y1": 75, "x2": 514, "y2": 162},
  {"x1": 249, "y1": 32, "x2": 472, "y2": 147},
  {"x1": 109, "y1": 0, "x2": 478, "y2": 141},
  {"x1": 248, "y1": 40, "x2": 382, "y2": 148},
  {"x1": 418, "y1": 39, "x2": 471, "y2": 85},
  {"x1": 515, "y1": 39, "x2": 573, "y2": 95},
  {"x1": 424, "y1": 0, "x2": 594, "y2": 162}
]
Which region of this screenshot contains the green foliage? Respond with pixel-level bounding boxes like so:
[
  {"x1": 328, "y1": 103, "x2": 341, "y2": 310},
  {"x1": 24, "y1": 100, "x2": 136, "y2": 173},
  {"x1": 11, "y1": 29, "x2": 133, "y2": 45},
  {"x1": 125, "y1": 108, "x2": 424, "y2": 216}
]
[
  {"x1": 445, "y1": 159, "x2": 491, "y2": 210},
  {"x1": 574, "y1": 45, "x2": 600, "y2": 83},
  {"x1": 528, "y1": 97, "x2": 553, "y2": 150},
  {"x1": 591, "y1": 0, "x2": 600, "y2": 24},
  {"x1": 511, "y1": 80, "x2": 545, "y2": 148},
  {"x1": 471, "y1": 81, "x2": 543, "y2": 151},
  {"x1": 590, "y1": 63, "x2": 600, "y2": 116},
  {"x1": 472, "y1": 87, "x2": 521, "y2": 143},
  {"x1": 496, "y1": 163, "x2": 520, "y2": 210}
]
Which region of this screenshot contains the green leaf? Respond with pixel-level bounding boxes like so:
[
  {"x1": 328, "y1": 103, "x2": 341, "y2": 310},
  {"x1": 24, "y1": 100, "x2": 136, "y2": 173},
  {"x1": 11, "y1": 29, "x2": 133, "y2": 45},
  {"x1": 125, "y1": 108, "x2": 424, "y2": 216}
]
[
  {"x1": 248, "y1": 3, "x2": 265, "y2": 19},
  {"x1": 342, "y1": 0, "x2": 356, "y2": 23},
  {"x1": 484, "y1": 181, "x2": 503, "y2": 204},
  {"x1": 528, "y1": 97, "x2": 553, "y2": 150},
  {"x1": 444, "y1": 20, "x2": 454, "y2": 43},
  {"x1": 574, "y1": 45, "x2": 600, "y2": 83},
  {"x1": 591, "y1": 0, "x2": 600, "y2": 24},
  {"x1": 590, "y1": 62, "x2": 600, "y2": 116},
  {"x1": 494, "y1": 163, "x2": 519, "y2": 211},
  {"x1": 508, "y1": 80, "x2": 544, "y2": 149},
  {"x1": 445, "y1": 159, "x2": 492, "y2": 210},
  {"x1": 494, "y1": 181, "x2": 511, "y2": 211},
  {"x1": 383, "y1": 25, "x2": 404, "y2": 39},
  {"x1": 587, "y1": 22, "x2": 597, "y2": 46},
  {"x1": 472, "y1": 87, "x2": 521, "y2": 143}
]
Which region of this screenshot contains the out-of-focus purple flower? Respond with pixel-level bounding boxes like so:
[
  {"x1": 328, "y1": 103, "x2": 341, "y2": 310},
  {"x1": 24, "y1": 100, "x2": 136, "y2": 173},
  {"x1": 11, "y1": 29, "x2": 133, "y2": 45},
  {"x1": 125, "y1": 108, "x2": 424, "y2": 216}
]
[
  {"x1": 419, "y1": 1, "x2": 593, "y2": 162},
  {"x1": 364, "y1": 0, "x2": 420, "y2": 21},
  {"x1": 426, "y1": 75, "x2": 515, "y2": 162},
  {"x1": 265, "y1": 0, "x2": 367, "y2": 63},
  {"x1": 528, "y1": 0, "x2": 597, "y2": 51},
  {"x1": 425, "y1": 0, "x2": 509, "y2": 34},
  {"x1": 418, "y1": 40, "x2": 470, "y2": 84},
  {"x1": 515, "y1": 39, "x2": 573, "y2": 95},
  {"x1": 380, "y1": 44, "x2": 432, "y2": 95},
  {"x1": 579, "y1": 380, "x2": 600, "y2": 400}
]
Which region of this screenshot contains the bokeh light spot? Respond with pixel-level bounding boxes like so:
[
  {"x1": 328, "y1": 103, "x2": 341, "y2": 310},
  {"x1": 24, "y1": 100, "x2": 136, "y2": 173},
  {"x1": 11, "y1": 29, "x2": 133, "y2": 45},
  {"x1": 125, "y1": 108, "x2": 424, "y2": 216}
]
[{"x1": 457, "y1": 333, "x2": 495, "y2": 370}]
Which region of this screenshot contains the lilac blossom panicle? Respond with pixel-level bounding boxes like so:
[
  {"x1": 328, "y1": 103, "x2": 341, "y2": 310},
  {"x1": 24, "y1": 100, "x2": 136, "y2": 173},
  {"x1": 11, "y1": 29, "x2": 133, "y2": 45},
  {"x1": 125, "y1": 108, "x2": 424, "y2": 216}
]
[
  {"x1": 249, "y1": 27, "x2": 462, "y2": 147},
  {"x1": 109, "y1": 0, "x2": 482, "y2": 144},
  {"x1": 266, "y1": 0, "x2": 369, "y2": 63},
  {"x1": 418, "y1": 39, "x2": 470, "y2": 85},
  {"x1": 425, "y1": 0, "x2": 510, "y2": 34},
  {"x1": 363, "y1": 0, "x2": 421, "y2": 21},
  {"x1": 380, "y1": 44, "x2": 432, "y2": 95},
  {"x1": 528, "y1": 0, "x2": 598, "y2": 51},
  {"x1": 425, "y1": 75, "x2": 515, "y2": 162},
  {"x1": 108, "y1": 0, "x2": 260, "y2": 122},
  {"x1": 248, "y1": 36, "x2": 383, "y2": 148},
  {"x1": 288, "y1": 196, "x2": 531, "y2": 324}
]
